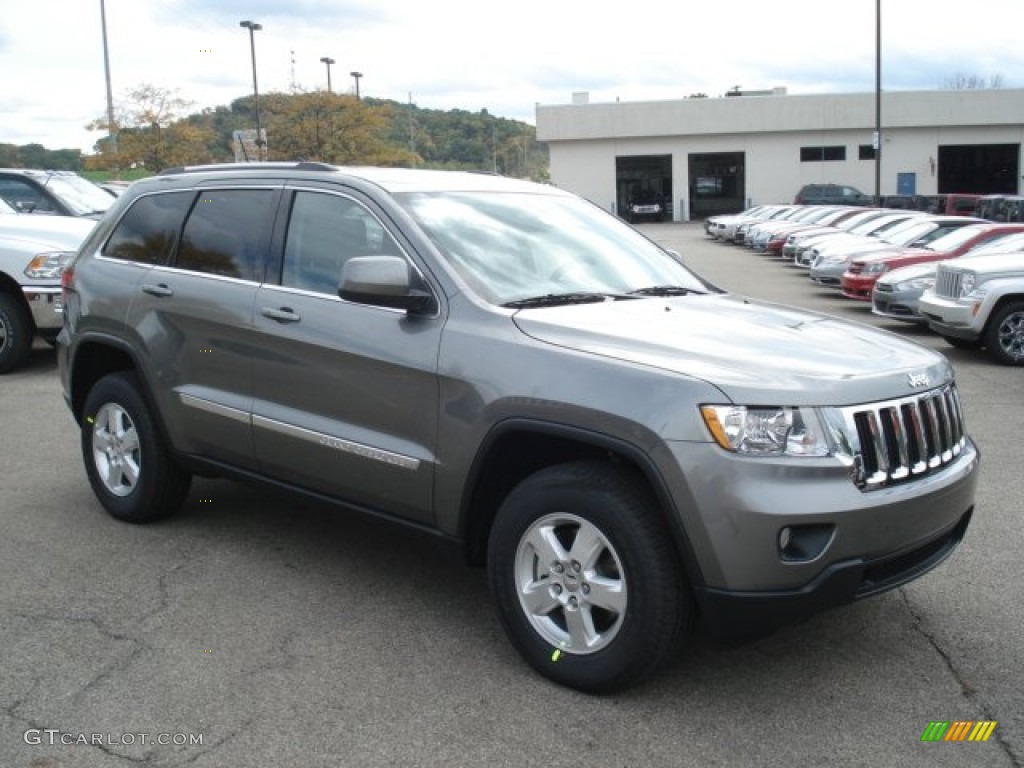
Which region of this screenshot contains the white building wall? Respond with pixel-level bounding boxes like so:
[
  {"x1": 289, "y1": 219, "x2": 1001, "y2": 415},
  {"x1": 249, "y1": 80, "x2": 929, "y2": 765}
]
[{"x1": 538, "y1": 90, "x2": 1024, "y2": 218}]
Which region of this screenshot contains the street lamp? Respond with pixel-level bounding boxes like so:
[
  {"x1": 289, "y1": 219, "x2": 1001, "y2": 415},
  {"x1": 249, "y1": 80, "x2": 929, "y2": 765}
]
[
  {"x1": 350, "y1": 71, "x2": 363, "y2": 100},
  {"x1": 239, "y1": 19, "x2": 263, "y2": 160},
  {"x1": 320, "y1": 57, "x2": 335, "y2": 93}
]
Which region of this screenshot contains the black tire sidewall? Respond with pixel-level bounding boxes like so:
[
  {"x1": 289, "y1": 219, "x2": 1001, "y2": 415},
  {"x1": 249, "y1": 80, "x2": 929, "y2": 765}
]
[
  {"x1": 488, "y1": 462, "x2": 685, "y2": 693},
  {"x1": 81, "y1": 372, "x2": 189, "y2": 523},
  {"x1": 984, "y1": 302, "x2": 1024, "y2": 365},
  {"x1": 0, "y1": 292, "x2": 34, "y2": 374}
]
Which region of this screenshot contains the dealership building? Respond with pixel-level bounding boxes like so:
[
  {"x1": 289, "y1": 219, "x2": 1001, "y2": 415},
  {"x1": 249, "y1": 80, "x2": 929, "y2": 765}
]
[{"x1": 535, "y1": 88, "x2": 1024, "y2": 220}]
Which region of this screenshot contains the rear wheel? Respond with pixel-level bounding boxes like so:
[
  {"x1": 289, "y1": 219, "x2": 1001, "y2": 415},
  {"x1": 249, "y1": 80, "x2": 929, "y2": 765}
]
[
  {"x1": 0, "y1": 292, "x2": 33, "y2": 374},
  {"x1": 488, "y1": 461, "x2": 690, "y2": 693},
  {"x1": 81, "y1": 372, "x2": 191, "y2": 522},
  {"x1": 983, "y1": 301, "x2": 1024, "y2": 365}
]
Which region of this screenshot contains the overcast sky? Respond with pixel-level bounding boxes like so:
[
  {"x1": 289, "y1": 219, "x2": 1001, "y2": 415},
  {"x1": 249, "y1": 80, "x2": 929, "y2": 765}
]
[{"x1": 2, "y1": 0, "x2": 1022, "y2": 154}]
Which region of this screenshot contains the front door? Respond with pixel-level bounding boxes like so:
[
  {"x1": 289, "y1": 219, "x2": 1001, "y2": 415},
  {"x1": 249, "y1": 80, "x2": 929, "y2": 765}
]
[{"x1": 250, "y1": 189, "x2": 441, "y2": 524}]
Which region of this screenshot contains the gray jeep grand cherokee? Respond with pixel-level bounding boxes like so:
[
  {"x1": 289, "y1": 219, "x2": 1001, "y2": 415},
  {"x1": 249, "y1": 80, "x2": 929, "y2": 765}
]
[{"x1": 58, "y1": 163, "x2": 979, "y2": 692}]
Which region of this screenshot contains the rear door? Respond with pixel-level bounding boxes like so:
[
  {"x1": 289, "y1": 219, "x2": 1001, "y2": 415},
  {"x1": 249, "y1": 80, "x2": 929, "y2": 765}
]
[
  {"x1": 123, "y1": 186, "x2": 280, "y2": 469},
  {"x1": 250, "y1": 187, "x2": 442, "y2": 524}
]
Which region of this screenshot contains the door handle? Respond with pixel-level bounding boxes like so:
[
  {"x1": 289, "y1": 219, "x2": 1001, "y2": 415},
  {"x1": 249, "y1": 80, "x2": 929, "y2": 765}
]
[
  {"x1": 141, "y1": 283, "x2": 174, "y2": 297},
  {"x1": 261, "y1": 306, "x2": 301, "y2": 323}
]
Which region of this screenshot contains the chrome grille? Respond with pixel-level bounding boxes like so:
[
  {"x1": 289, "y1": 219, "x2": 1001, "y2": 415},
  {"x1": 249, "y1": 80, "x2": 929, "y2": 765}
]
[
  {"x1": 839, "y1": 384, "x2": 966, "y2": 490},
  {"x1": 935, "y1": 266, "x2": 963, "y2": 298}
]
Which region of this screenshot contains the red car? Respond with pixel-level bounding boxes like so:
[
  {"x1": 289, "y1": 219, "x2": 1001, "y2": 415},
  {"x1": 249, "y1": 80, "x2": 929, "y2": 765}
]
[{"x1": 840, "y1": 223, "x2": 1024, "y2": 300}]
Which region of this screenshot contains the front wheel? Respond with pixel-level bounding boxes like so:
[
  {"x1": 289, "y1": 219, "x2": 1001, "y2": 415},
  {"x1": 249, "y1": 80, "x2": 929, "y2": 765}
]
[
  {"x1": 983, "y1": 301, "x2": 1024, "y2": 365},
  {"x1": 81, "y1": 372, "x2": 192, "y2": 523},
  {"x1": 488, "y1": 462, "x2": 690, "y2": 693},
  {"x1": 0, "y1": 292, "x2": 33, "y2": 374}
]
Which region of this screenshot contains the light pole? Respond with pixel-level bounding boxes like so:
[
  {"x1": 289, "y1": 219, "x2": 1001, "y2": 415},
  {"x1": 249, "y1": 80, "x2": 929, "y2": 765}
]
[
  {"x1": 239, "y1": 20, "x2": 263, "y2": 160},
  {"x1": 99, "y1": 0, "x2": 119, "y2": 176},
  {"x1": 320, "y1": 57, "x2": 335, "y2": 93},
  {"x1": 874, "y1": 0, "x2": 881, "y2": 205},
  {"x1": 350, "y1": 71, "x2": 363, "y2": 100}
]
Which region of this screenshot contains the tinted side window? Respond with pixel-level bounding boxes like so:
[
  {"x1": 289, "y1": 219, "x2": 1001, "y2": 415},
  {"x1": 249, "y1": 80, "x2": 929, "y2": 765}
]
[
  {"x1": 281, "y1": 191, "x2": 401, "y2": 295},
  {"x1": 0, "y1": 178, "x2": 56, "y2": 213},
  {"x1": 176, "y1": 189, "x2": 275, "y2": 281},
  {"x1": 103, "y1": 191, "x2": 193, "y2": 264}
]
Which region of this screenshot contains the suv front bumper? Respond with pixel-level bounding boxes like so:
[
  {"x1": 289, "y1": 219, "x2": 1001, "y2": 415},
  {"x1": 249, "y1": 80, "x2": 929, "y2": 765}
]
[
  {"x1": 651, "y1": 436, "x2": 979, "y2": 637},
  {"x1": 22, "y1": 286, "x2": 63, "y2": 331}
]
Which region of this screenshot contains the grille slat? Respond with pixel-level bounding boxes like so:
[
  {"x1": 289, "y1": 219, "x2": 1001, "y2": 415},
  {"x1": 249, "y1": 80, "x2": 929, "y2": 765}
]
[
  {"x1": 935, "y1": 266, "x2": 963, "y2": 298},
  {"x1": 843, "y1": 384, "x2": 967, "y2": 490}
]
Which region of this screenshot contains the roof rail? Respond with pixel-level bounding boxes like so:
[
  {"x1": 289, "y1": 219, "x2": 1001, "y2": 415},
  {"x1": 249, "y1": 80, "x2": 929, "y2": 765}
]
[{"x1": 158, "y1": 161, "x2": 336, "y2": 176}]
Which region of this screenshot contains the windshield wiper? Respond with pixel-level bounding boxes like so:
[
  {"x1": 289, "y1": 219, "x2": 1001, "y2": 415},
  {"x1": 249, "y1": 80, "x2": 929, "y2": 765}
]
[
  {"x1": 502, "y1": 292, "x2": 623, "y2": 309},
  {"x1": 627, "y1": 285, "x2": 699, "y2": 297}
]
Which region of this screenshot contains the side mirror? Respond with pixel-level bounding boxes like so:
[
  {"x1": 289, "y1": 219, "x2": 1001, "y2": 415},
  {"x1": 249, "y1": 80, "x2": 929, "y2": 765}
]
[
  {"x1": 339, "y1": 256, "x2": 434, "y2": 314},
  {"x1": 665, "y1": 248, "x2": 685, "y2": 265}
]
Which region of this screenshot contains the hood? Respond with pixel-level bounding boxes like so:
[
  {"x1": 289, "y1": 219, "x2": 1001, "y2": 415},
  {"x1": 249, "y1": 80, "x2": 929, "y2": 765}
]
[
  {"x1": 949, "y1": 251, "x2": 1024, "y2": 275},
  {"x1": 878, "y1": 262, "x2": 939, "y2": 285},
  {"x1": 0, "y1": 216, "x2": 96, "y2": 249},
  {"x1": 513, "y1": 294, "x2": 951, "y2": 406}
]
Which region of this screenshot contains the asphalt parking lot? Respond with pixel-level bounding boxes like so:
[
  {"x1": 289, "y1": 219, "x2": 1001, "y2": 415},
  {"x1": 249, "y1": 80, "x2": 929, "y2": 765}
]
[{"x1": 2, "y1": 221, "x2": 1021, "y2": 767}]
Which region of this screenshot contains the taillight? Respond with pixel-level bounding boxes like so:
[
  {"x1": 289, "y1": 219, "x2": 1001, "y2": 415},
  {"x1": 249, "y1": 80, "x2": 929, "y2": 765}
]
[{"x1": 61, "y1": 265, "x2": 75, "y2": 296}]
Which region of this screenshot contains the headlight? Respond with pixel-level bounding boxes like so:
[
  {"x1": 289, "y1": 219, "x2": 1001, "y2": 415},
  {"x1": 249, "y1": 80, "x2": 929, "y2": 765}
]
[
  {"x1": 862, "y1": 262, "x2": 888, "y2": 274},
  {"x1": 24, "y1": 251, "x2": 75, "y2": 279},
  {"x1": 960, "y1": 272, "x2": 977, "y2": 297},
  {"x1": 894, "y1": 276, "x2": 935, "y2": 291},
  {"x1": 700, "y1": 405, "x2": 830, "y2": 457}
]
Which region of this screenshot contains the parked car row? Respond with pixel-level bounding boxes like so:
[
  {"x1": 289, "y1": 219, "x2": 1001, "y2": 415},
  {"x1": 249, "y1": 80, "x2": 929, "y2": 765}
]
[{"x1": 707, "y1": 204, "x2": 1024, "y2": 365}]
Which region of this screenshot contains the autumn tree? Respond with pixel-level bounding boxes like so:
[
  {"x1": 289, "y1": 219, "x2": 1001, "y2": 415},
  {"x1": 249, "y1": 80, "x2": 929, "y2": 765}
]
[
  {"x1": 263, "y1": 91, "x2": 418, "y2": 166},
  {"x1": 87, "y1": 83, "x2": 218, "y2": 172}
]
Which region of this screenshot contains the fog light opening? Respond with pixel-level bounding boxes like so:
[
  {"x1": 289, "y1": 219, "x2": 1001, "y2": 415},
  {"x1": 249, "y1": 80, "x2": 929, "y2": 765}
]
[{"x1": 779, "y1": 524, "x2": 836, "y2": 563}]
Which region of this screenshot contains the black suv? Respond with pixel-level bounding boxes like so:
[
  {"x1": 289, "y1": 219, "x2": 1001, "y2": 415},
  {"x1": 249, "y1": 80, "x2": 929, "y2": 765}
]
[{"x1": 794, "y1": 183, "x2": 872, "y2": 206}]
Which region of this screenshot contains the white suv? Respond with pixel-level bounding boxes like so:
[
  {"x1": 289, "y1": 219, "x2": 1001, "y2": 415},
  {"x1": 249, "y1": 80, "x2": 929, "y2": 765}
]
[{"x1": 919, "y1": 251, "x2": 1024, "y2": 365}]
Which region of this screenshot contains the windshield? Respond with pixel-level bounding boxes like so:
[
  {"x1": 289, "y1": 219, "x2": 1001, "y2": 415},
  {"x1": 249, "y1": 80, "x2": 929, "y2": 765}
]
[
  {"x1": 965, "y1": 232, "x2": 1024, "y2": 257},
  {"x1": 924, "y1": 224, "x2": 990, "y2": 252},
  {"x1": 44, "y1": 174, "x2": 113, "y2": 216},
  {"x1": 398, "y1": 191, "x2": 709, "y2": 306}
]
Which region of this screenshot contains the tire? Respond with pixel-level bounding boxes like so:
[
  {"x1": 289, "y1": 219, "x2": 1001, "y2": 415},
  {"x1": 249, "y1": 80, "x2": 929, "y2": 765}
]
[
  {"x1": 983, "y1": 301, "x2": 1024, "y2": 365},
  {"x1": 487, "y1": 461, "x2": 690, "y2": 693},
  {"x1": 0, "y1": 291, "x2": 33, "y2": 374},
  {"x1": 81, "y1": 372, "x2": 192, "y2": 523},
  {"x1": 940, "y1": 335, "x2": 983, "y2": 351}
]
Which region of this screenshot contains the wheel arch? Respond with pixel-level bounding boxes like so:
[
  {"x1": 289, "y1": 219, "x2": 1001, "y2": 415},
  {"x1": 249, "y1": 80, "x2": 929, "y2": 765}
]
[
  {"x1": 459, "y1": 419, "x2": 705, "y2": 587},
  {"x1": 69, "y1": 336, "x2": 149, "y2": 422},
  {"x1": 0, "y1": 272, "x2": 34, "y2": 327}
]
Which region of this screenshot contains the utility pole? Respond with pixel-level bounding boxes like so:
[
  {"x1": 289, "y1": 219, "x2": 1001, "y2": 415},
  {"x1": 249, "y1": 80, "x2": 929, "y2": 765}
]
[
  {"x1": 350, "y1": 71, "x2": 363, "y2": 100},
  {"x1": 100, "y1": 0, "x2": 119, "y2": 177}
]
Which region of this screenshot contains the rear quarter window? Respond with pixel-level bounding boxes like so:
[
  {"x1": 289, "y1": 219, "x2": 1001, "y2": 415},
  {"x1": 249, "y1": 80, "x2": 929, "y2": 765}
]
[{"x1": 103, "y1": 191, "x2": 193, "y2": 264}]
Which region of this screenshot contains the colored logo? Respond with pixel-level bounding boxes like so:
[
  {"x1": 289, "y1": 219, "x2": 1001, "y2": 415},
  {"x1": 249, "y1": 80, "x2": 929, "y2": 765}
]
[{"x1": 921, "y1": 720, "x2": 997, "y2": 742}]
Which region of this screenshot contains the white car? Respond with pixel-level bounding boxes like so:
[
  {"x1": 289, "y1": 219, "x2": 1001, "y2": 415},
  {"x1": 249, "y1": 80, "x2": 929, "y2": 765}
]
[{"x1": 0, "y1": 212, "x2": 95, "y2": 372}]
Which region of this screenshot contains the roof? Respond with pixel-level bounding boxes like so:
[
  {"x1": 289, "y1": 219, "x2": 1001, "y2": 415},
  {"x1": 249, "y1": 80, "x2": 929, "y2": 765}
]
[{"x1": 153, "y1": 162, "x2": 557, "y2": 195}]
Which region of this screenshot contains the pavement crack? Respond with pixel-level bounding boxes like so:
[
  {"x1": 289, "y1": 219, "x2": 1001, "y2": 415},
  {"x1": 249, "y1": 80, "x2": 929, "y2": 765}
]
[
  {"x1": 11, "y1": 610, "x2": 146, "y2": 705},
  {"x1": 900, "y1": 588, "x2": 1021, "y2": 767}
]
